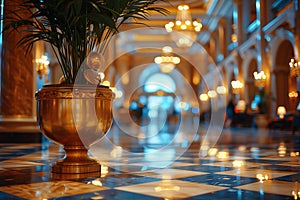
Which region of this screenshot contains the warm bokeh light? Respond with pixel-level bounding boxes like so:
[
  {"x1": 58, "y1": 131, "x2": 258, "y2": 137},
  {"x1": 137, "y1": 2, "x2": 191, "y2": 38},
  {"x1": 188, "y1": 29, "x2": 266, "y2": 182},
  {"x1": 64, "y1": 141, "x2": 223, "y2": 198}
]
[
  {"x1": 102, "y1": 80, "x2": 111, "y2": 87},
  {"x1": 216, "y1": 86, "x2": 226, "y2": 94},
  {"x1": 207, "y1": 90, "x2": 217, "y2": 98},
  {"x1": 278, "y1": 142, "x2": 287, "y2": 157},
  {"x1": 165, "y1": 4, "x2": 202, "y2": 47},
  {"x1": 256, "y1": 173, "x2": 269, "y2": 183},
  {"x1": 231, "y1": 80, "x2": 243, "y2": 94},
  {"x1": 36, "y1": 55, "x2": 50, "y2": 80},
  {"x1": 232, "y1": 160, "x2": 245, "y2": 168},
  {"x1": 277, "y1": 106, "x2": 286, "y2": 119},
  {"x1": 216, "y1": 150, "x2": 229, "y2": 160},
  {"x1": 208, "y1": 148, "x2": 218, "y2": 157},
  {"x1": 199, "y1": 93, "x2": 209, "y2": 101},
  {"x1": 289, "y1": 58, "x2": 300, "y2": 77},
  {"x1": 253, "y1": 71, "x2": 267, "y2": 87},
  {"x1": 289, "y1": 91, "x2": 298, "y2": 98},
  {"x1": 154, "y1": 179, "x2": 180, "y2": 193},
  {"x1": 290, "y1": 152, "x2": 299, "y2": 157}
]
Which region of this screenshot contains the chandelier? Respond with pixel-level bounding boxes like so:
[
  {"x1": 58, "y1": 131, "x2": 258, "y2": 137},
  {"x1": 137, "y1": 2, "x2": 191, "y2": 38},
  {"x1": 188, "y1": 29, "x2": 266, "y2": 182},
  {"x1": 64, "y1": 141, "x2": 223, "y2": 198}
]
[
  {"x1": 165, "y1": 4, "x2": 202, "y2": 47},
  {"x1": 154, "y1": 46, "x2": 180, "y2": 73},
  {"x1": 231, "y1": 80, "x2": 243, "y2": 94},
  {"x1": 253, "y1": 71, "x2": 266, "y2": 88},
  {"x1": 36, "y1": 55, "x2": 50, "y2": 80},
  {"x1": 289, "y1": 58, "x2": 300, "y2": 77}
]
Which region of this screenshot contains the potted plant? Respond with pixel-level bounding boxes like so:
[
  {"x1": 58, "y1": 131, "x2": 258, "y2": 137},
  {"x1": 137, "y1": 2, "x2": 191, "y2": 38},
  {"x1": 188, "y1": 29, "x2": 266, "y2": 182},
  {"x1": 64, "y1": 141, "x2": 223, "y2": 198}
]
[{"x1": 2, "y1": 0, "x2": 168, "y2": 179}]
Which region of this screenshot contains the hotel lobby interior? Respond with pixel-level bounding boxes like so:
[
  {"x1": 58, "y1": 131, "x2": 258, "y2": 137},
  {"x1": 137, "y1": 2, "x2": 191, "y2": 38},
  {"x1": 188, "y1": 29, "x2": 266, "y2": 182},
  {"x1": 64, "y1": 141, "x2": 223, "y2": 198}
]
[{"x1": 1, "y1": 0, "x2": 300, "y2": 199}]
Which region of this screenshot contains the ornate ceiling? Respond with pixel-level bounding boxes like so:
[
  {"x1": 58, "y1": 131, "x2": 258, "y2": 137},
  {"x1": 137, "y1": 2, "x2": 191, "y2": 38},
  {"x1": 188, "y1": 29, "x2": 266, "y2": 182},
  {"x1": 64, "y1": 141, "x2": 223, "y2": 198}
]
[{"x1": 117, "y1": 0, "x2": 233, "y2": 55}]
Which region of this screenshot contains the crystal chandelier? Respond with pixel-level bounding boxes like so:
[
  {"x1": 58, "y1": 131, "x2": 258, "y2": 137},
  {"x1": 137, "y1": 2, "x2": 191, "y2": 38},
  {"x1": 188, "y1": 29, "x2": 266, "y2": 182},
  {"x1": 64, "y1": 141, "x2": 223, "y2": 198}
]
[
  {"x1": 154, "y1": 46, "x2": 180, "y2": 73},
  {"x1": 165, "y1": 4, "x2": 202, "y2": 47},
  {"x1": 36, "y1": 55, "x2": 50, "y2": 80},
  {"x1": 289, "y1": 58, "x2": 300, "y2": 77}
]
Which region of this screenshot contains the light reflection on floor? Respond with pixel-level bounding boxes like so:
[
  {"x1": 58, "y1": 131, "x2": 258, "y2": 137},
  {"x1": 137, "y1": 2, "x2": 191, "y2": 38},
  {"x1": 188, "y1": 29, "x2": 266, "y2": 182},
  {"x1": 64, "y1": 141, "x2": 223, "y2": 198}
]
[{"x1": 0, "y1": 121, "x2": 300, "y2": 199}]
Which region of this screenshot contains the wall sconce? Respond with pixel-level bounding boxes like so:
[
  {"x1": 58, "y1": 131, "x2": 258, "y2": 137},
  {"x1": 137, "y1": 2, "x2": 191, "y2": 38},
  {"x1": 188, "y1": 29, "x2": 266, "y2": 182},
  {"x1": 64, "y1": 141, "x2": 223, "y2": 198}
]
[
  {"x1": 231, "y1": 80, "x2": 243, "y2": 94},
  {"x1": 253, "y1": 71, "x2": 266, "y2": 88},
  {"x1": 289, "y1": 91, "x2": 298, "y2": 99},
  {"x1": 36, "y1": 55, "x2": 50, "y2": 80},
  {"x1": 277, "y1": 106, "x2": 286, "y2": 119},
  {"x1": 289, "y1": 58, "x2": 300, "y2": 77}
]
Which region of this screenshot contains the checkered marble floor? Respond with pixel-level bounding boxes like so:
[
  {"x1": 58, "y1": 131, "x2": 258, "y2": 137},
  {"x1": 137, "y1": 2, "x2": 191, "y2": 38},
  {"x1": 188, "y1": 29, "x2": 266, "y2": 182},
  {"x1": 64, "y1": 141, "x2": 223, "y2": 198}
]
[{"x1": 0, "y1": 129, "x2": 300, "y2": 199}]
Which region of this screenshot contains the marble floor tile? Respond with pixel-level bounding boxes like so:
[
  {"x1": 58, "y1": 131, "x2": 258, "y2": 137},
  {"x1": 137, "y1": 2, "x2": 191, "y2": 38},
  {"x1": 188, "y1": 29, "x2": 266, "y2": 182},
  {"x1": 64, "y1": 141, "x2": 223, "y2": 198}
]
[
  {"x1": 235, "y1": 180, "x2": 299, "y2": 197},
  {"x1": 116, "y1": 179, "x2": 227, "y2": 199},
  {"x1": 0, "y1": 181, "x2": 108, "y2": 199}
]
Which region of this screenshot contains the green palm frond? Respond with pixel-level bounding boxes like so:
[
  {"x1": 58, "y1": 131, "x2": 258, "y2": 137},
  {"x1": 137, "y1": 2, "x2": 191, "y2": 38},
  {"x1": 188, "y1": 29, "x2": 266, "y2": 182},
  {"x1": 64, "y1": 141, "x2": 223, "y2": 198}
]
[{"x1": 2, "y1": 0, "x2": 169, "y2": 84}]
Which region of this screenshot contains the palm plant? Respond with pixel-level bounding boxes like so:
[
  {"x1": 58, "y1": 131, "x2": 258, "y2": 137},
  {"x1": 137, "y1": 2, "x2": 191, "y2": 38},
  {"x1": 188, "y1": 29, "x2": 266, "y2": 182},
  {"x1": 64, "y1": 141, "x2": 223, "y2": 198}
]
[{"x1": 3, "y1": 0, "x2": 168, "y2": 84}]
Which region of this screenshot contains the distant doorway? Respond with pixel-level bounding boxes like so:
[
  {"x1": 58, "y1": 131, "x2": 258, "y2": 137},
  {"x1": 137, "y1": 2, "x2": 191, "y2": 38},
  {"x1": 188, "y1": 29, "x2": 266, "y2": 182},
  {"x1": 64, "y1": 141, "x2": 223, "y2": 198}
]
[{"x1": 144, "y1": 73, "x2": 179, "y2": 134}]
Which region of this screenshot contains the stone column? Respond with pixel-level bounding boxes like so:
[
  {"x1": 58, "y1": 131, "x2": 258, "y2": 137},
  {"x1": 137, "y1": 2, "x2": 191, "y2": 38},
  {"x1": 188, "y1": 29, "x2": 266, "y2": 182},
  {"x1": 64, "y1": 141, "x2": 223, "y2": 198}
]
[
  {"x1": 235, "y1": 55, "x2": 244, "y2": 100},
  {"x1": 257, "y1": 0, "x2": 271, "y2": 116},
  {"x1": 209, "y1": 32, "x2": 216, "y2": 62},
  {"x1": 218, "y1": 19, "x2": 227, "y2": 59},
  {"x1": 233, "y1": 0, "x2": 248, "y2": 45},
  {"x1": 0, "y1": 0, "x2": 38, "y2": 131},
  {"x1": 257, "y1": 0, "x2": 268, "y2": 79}
]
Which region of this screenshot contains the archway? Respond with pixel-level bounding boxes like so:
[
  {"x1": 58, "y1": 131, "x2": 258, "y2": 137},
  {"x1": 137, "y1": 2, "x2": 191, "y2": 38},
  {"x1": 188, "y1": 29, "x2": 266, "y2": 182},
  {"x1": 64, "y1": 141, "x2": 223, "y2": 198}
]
[
  {"x1": 126, "y1": 64, "x2": 183, "y2": 133},
  {"x1": 274, "y1": 40, "x2": 294, "y2": 111},
  {"x1": 144, "y1": 73, "x2": 176, "y2": 93}
]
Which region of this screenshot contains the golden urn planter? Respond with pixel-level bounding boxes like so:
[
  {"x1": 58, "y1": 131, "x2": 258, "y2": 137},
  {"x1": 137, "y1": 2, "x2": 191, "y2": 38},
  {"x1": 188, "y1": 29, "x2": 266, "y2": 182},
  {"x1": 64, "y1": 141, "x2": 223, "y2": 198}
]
[{"x1": 35, "y1": 84, "x2": 114, "y2": 179}]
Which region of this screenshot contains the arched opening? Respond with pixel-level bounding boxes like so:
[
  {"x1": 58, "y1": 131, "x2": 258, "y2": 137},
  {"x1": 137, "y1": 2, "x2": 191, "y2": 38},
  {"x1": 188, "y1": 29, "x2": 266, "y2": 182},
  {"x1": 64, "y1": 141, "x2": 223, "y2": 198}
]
[
  {"x1": 129, "y1": 65, "x2": 182, "y2": 133},
  {"x1": 274, "y1": 40, "x2": 294, "y2": 111},
  {"x1": 144, "y1": 73, "x2": 176, "y2": 93}
]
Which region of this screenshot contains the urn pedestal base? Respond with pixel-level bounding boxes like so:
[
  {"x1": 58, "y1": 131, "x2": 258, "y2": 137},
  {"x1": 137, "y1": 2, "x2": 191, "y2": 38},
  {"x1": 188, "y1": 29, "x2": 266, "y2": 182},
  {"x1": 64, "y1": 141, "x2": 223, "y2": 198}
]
[{"x1": 51, "y1": 145, "x2": 101, "y2": 180}]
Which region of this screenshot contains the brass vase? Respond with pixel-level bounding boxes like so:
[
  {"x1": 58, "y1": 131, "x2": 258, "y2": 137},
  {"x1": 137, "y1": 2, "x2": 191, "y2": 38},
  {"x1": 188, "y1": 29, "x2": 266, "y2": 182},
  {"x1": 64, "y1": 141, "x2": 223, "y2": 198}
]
[{"x1": 35, "y1": 84, "x2": 114, "y2": 179}]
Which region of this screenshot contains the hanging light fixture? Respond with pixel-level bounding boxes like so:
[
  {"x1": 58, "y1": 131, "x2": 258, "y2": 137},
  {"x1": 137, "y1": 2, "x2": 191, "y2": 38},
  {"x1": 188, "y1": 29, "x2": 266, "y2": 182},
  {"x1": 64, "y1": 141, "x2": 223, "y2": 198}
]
[
  {"x1": 231, "y1": 80, "x2": 243, "y2": 94},
  {"x1": 154, "y1": 46, "x2": 180, "y2": 73},
  {"x1": 165, "y1": 4, "x2": 202, "y2": 47},
  {"x1": 36, "y1": 55, "x2": 50, "y2": 80},
  {"x1": 253, "y1": 71, "x2": 266, "y2": 88}
]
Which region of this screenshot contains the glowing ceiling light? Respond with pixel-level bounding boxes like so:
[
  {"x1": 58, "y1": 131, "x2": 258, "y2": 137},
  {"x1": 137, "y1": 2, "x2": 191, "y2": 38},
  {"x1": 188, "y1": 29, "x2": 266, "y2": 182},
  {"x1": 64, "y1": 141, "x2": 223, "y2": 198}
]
[
  {"x1": 165, "y1": 4, "x2": 202, "y2": 47},
  {"x1": 154, "y1": 46, "x2": 180, "y2": 73}
]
